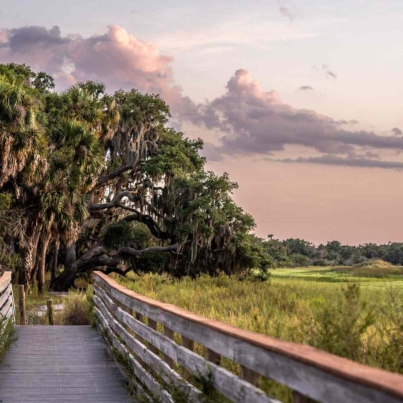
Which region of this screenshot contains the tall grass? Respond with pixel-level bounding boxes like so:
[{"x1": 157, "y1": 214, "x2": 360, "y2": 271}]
[
  {"x1": 114, "y1": 272, "x2": 403, "y2": 374},
  {"x1": 0, "y1": 318, "x2": 16, "y2": 361},
  {"x1": 62, "y1": 288, "x2": 93, "y2": 325}
]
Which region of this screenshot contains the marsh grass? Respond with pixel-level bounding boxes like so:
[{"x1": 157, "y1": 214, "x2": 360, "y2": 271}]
[{"x1": 113, "y1": 269, "x2": 403, "y2": 401}]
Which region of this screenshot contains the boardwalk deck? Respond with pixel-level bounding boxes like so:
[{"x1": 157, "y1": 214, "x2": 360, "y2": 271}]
[{"x1": 0, "y1": 326, "x2": 133, "y2": 403}]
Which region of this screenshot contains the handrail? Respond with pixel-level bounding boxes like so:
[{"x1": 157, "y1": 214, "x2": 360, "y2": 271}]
[
  {"x1": 94, "y1": 271, "x2": 403, "y2": 403},
  {"x1": 0, "y1": 272, "x2": 15, "y2": 323}
]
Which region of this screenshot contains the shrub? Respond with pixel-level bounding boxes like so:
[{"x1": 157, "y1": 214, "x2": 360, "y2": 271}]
[
  {"x1": 62, "y1": 291, "x2": 92, "y2": 325},
  {"x1": 0, "y1": 317, "x2": 16, "y2": 361},
  {"x1": 306, "y1": 283, "x2": 374, "y2": 361},
  {"x1": 289, "y1": 253, "x2": 310, "y2": 267}
]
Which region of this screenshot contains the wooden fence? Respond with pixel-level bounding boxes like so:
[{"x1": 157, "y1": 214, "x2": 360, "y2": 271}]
[
  {"x1": 0, "y1": 272, "x2": 15, "y2": 323},
  {"x1": 94, "y1": 271, "x2": 403, "y2": 403}
]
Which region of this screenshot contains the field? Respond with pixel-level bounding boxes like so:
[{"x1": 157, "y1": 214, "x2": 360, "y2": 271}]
[{"x1": 114, "y1": 264, "x2": 403, "y2": 378}]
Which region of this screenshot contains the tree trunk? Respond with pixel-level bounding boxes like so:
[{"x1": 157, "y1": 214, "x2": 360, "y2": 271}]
[
  {"x1": 50, "y1": 267, "x2": 77, "y2": 291},
  {"x1": 23, "y1": 223, "x2": 42, "y2": 288},
  {"x1": 38, "y1": 233, "x2": 51, "y2": 294},
  {"x1": 52, "y1": 242, "x2": 59, "y2": 281},
  {"x1": 51, "y1": 242, "x2": 77, "y2": 291},
  {"x1": 65, "y1": 242, "x2": 76, "y2": 272}
]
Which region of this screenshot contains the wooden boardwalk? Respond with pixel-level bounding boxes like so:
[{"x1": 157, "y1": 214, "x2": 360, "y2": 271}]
[{"x1": 0, "y1": 326, "x2": 133, "y2": 403}]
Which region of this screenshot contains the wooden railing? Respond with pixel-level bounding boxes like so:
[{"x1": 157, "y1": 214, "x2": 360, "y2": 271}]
[
  {"x1": 0, "y1": 272, "x2": 15, "y2": 323},
  {"x1": 94, "y1": 271, "x2": 403, "y2": 403}
]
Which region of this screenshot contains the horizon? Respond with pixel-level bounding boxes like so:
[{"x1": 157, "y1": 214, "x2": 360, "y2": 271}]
[{"x1": 1, "y1": 0, "x2": 402, "y2": 244}]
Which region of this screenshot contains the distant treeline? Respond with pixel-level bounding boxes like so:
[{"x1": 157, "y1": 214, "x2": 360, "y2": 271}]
[{"x1": 255, "y1": 236, "x2": 403, "y2": 267}]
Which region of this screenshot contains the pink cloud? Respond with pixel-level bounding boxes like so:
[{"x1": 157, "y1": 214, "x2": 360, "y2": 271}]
[{"x1": 2, "y1": 25, "x2": 403, "y2": 170}]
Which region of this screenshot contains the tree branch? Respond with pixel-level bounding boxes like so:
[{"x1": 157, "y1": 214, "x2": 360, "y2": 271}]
[
  {"x1": 123, "y1": 213, "x2": 170, "y2": 240},
  {"x1": 89, "y1": 191, "x2": 140, "y2": 211},
  {"x1": 96, "y1": 164, "x2": 134, "y2": 187},
  {"x1": 118, "y1": 244, "x2": 178, "y2": 257}
]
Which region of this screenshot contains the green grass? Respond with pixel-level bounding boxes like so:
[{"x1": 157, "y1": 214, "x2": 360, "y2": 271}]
[
  {"x1": 113, "y1": 267, "x2": 403, "y2": 401},
  {"x1": 272, "y1": 265, "x2": 403, "y2": 286},
  {"x1": 0, "y1": 318, "x2": 16, "y2": 362}
]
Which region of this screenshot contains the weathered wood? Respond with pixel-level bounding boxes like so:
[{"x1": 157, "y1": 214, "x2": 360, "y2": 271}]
[
  {"x1": 163, "y1": 326, "x2": 175, "y2": 368},
  {"x1": 182, "y1": 335, "x2": 194, "y2": 351},
  {"x1": 0, "y1": 297, "x2": 12, "y2": 318},
  {"x1": 0, "y1": 284, "x2": 12, "y2": 312},
  {"x1": 18, "y1": 284, "x2": 26, "y2": 325},
  {"x1": 240, "y1": 365, "x2": 260, "y2": 386},
  {"x1": 94, "y1": 287, "x2": 279, "y2": 403},
  {"x1": 94, "y1": 272, "x2": 403, "y2": 403},
  {"x1": 206, "y1": 348, "x2": 221, "y2": 365},
  {"x1": 95, "y1": 299, "x2": 202, "y2": 402},
  {"x1": 95, "y1": 306, "x2": 174, "y2": 403},
  {"x1": 47, "y1": 299, "x2": 54, "y2": 325},
  {"x1": 0, "y1": 271, "x2": 11, "y2": 292},
  {"x1": 0, "y1": 326, "x2": 133, "y2": 403},
  {"x1": 147, "y1": 318, "x2": 159, "y2": 354},
  {"x1": 135, "y1": 312, "x2": 145, "y2": 345},
  {"x1": 293, "y1": 391, "x2": 309, "y2": 403}
]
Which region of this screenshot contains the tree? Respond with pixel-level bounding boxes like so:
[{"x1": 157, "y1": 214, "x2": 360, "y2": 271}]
[{"x1": 0, "y1": 64, "x2": 261, "y2": 292}]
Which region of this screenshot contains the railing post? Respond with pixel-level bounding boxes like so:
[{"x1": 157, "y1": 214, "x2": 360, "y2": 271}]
[
  {"x1": 293, "y1": 391, "x2": 309, "y2": 403},
  {"x1": 10, "y1": 286, "x2": 16, "y2": 323},
  {"x1": 206, "y1": 348, "x2": 221, "y2": 365},
  {"x1": 240, "y1": 366, "x2": 260, "y2": 386},
  {"x1": 182, "y1": 336, "x2": 194, "y2": 351},
  {"x1": 18, "y1": 285, "x2": 26, "y2": 325},
  {"x1": 163, "y1": 326, "x2": 175, "y2": 367},
  {"x1": 47, "y1": 299, "x2": 54, "y2": 325},
  {"x1": 147, "y1": 318, "x2": 159, "y2": 354}
]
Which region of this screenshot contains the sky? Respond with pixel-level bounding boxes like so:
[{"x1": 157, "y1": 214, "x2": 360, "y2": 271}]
[{"x1": 1, "y1": 0, "x2": 403, "y2": 245}]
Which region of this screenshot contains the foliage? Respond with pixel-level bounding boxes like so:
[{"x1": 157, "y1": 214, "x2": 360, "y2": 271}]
[
  {"x1": 0, "y1": 63, "x2": 260, "y2": 291},
  {"x1": 61, "y1": 291, "x2": 92, "y2": 325},
  {"x1": 0, "y1": 318, "x2": 17, "y2": 361},
  {"x1": 115, "y1": 270, "x2": 403, "y2": 402}
]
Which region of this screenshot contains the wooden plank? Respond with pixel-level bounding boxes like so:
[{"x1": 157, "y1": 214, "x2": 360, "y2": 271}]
[
  {"x1": 96, "y1": 310, "x2": 153, "y2": 403},
  {"x1": 95, "y1": 273, "x2": 403, "y2": 403},
  {"x1": 0, "y1": 297, "x2": 12, "y2": 318},
  {"x1": 182, "y1": 336, "x2": 194, "y2": 351},
  {"x1": 163, "y1": 326, "x2": 175, "y2": 368},
  {"x1": 206, "y1": 348, "x2": 221, "y2": 365},
  {"x1": 95, "y1": 298, "x2": 202, "y2": 403},
  {"x1": 240, "y1": 366, "x2": 260, "y2": 386},
  {"x1": 95, "y1": 306, "x2": 174, "y2": 403},
  {"x1": 293, "y1": 391, "x2": 309, "y2": 403},
  {"x1": 0, "y1": 272, "x2": 11, "y2": 293},
  {"x1": 147, "y1": 318, "x2": 159, "y2": 354},
  {"x1": 135, "y1": 312, "x2": 145, "y2": 345},
  {"x1": 94, "y1": 288, "x2": 280, "y2": 403},
  {"x1": 0, "y1": 325, "x2": 133, "y2": 403},
  {"x1": 18, "y1": 284, "x2": 26, "y2": 325},
  {"x1": 0, "y1": 284, "x2": 12, "y2": 311}
]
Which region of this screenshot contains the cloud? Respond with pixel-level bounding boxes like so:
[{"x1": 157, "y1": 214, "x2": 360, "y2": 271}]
[
  {"x1": 150, "y1": 20, "x2": 316, "y2": 53},
  {"x1": 192, "y1": 70, "x2": 403, "y2": 169},
  {"x1": 1, "y1": 25, "x2": 402, "y2": 171},
  {"x1": 0, "y1": 25, "x2": 197, "y2": 116},
  {"x1": 392, "y1": 127, "x2": 403, "y2": 136},
  {"x1": 277, "y1": 155, "x2": 403, "y2": 170},
  {"x1": 298, "y1": 85, "x2": 313, "y2": 91}
]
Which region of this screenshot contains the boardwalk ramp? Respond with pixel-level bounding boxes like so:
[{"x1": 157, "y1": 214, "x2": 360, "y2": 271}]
[{"x1": 0, "y1": 326, "x2": 133, "y2": 403}]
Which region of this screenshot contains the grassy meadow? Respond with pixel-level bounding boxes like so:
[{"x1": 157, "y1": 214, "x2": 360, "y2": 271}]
[{"x1": 114, "y1": 261, "x2": 403, "y2": 380}]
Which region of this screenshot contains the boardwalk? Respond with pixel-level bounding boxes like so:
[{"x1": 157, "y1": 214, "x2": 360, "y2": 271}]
[{"x1": 0, "y1": 326, "x2": 133, "y2": 403}]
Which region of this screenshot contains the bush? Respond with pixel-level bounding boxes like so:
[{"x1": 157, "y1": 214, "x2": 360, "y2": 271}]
[
  {"x1": 0, "y1": 317, "x2": 16, "y2": 361},
  {"x1": 61, "y1": 290, "x2": 92, "y2": 325},
  {"x1": 289, "y1": 253, "x2": 310, "y2": 267}
]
